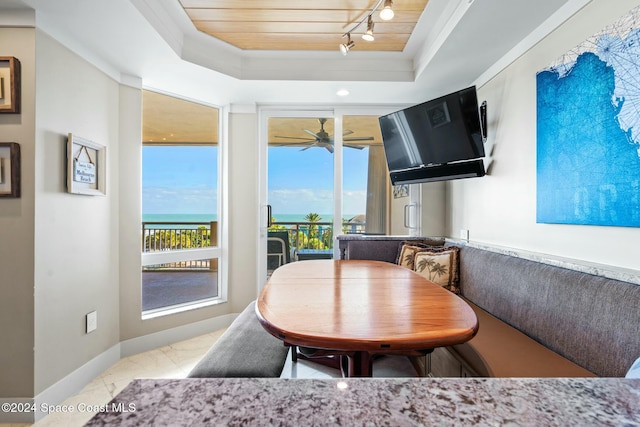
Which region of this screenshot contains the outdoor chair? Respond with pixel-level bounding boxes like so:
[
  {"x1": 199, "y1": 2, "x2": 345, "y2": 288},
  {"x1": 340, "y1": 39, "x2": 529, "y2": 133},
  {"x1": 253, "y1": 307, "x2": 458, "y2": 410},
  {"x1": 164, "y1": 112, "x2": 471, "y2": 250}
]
[{"x1": 267, "y1": 230, "x2": 291, "y2": 271}]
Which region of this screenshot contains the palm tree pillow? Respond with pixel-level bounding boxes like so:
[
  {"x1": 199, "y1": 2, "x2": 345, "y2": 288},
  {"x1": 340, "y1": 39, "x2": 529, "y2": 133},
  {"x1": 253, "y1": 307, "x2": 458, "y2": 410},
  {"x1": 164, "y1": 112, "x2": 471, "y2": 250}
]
[
  {"x1": 396, "y1": 241, "x2": 445, "y2": 270},
  {"x1": 412, "y1": 247, "x2": 460, "y2": 294}
]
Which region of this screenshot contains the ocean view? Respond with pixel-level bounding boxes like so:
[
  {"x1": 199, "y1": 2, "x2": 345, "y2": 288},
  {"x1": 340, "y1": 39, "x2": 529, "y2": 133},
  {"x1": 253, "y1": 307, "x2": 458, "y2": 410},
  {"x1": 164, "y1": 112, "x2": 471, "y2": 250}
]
[
  {"x1": 142, "y1": 213, "x2": 362, "y2": 224},
  {"x1": 143, "y1": 213, "x2": 218, "y2": 224}
]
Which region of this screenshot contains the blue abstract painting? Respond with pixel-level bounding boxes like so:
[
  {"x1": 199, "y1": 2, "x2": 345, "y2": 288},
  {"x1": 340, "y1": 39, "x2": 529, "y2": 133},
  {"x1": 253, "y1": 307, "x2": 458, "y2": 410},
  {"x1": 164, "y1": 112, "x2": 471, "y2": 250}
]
[{"x1": 536, "y1": 5, "x2": 640, "y2": 227}]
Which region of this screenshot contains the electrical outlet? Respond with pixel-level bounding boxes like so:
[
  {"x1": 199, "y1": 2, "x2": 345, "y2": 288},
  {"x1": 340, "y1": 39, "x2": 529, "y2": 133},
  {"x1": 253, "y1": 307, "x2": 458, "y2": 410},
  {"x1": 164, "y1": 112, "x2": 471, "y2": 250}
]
[
  {"x1": 86, "y1": 311, "x2": 97, "y2": 334},
  {"x1": 460, "y1": 229, "x2": 469, "y2": 241}
]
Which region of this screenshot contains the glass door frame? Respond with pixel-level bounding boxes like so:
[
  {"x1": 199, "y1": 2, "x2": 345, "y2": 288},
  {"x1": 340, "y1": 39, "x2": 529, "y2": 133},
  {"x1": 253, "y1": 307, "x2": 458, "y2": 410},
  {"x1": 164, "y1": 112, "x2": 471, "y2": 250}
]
[
  {"x1": 257, "y1": 108, "x2": 333, "y2": 291},
  {"x1": 257, "y1": 104, "x2": 414, "y2": 291},
  {"x1": 335, "y1": 106, "x2": 422, "y2": 239}
]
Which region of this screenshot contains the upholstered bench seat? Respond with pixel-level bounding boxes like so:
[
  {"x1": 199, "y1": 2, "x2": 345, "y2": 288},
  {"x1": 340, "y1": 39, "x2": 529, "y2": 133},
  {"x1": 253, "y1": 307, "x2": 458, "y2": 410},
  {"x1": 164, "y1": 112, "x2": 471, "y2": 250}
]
[
  {"x1": 449, "y1": 300, "x2": 596, "y2": 377},
  {"x1": 188, "y1": 301, "x2": 289, "y2": 378},
  {"x1": 338, "y1": 236, "x2": 640, "y2": 378}
]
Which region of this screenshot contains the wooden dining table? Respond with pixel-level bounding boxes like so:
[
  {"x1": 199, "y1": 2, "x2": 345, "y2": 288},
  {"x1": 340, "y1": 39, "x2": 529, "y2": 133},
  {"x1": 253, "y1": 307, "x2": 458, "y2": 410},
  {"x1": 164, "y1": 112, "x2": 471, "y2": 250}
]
[{"x1": 256, "y1": 259, "x2": 479, "y2": 377}]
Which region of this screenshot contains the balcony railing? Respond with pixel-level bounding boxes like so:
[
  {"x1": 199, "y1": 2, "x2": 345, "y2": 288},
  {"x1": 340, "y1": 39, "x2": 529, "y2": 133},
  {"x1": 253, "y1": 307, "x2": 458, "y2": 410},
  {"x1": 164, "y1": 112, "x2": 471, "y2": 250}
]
[
  {"x1": 143, "y1": 221, "x2": 216, "y2": 251},
  {"x1": 142, "y1": 219, "x2": 366, "y2": 271},
  {"x1": 142, "y1": 221, "x2": 217, "y2": 271},
  {"x1": 268, "y1": 220, "x2": 366, "y2": 252}
]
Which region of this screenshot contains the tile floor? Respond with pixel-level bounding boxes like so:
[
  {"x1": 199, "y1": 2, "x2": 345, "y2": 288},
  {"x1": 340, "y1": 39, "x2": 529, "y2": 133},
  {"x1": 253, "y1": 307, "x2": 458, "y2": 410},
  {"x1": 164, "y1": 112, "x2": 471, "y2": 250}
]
[{"x1": 3, "y1": 329, "x2": 418, "y2": 426}]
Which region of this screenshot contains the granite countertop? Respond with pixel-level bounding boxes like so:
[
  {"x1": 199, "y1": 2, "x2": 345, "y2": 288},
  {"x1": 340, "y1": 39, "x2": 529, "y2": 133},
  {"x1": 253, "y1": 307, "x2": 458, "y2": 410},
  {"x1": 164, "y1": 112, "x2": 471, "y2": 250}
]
[
  {"x1": 86, "y1": 378, "x2": 640, "y2": 426},
  {"x1": 336, "y1": 234, "x2": 640, "y2": 285},
  {"x1": 336, "y1": 234, "x2": 443, "y2": 241}
]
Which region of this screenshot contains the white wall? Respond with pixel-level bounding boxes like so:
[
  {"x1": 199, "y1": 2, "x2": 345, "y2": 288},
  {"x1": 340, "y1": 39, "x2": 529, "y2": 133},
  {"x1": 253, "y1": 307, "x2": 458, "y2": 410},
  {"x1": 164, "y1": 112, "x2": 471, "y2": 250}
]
[
  {"x1": 117, "y1": 82, "x2": 144, "y2": 341},
  {"x1": 391, "y1": 182, "x2": 446, "y2": 236},
  {"x1": 33, "y1": 31, "x2": 121, "y2": 394},
  {"x1": 227, "y1": 112, "x2": 260, "y2": 311},
  {"x1": 421, "y1": 182, "x2": 446, "y2": 236},
  {"x1": 0, "y1": 27, "x2": 36, "y2": 399},
  {"x1": 448, "y1": 0, "x2": 640, "y2": 272}
]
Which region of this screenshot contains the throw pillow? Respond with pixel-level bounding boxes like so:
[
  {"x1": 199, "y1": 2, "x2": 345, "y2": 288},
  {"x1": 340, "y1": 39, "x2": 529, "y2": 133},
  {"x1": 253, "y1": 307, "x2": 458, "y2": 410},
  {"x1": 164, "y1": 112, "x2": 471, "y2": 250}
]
[
  {"x1": 397, "y1": 244, "x2": 425, "y2": 269},
  {"x1": 413, "y1": 247, "x2": 460, "y2": 294},
  {"x1": 395, "y1": 239, "x2": 445, "y2": 269}
]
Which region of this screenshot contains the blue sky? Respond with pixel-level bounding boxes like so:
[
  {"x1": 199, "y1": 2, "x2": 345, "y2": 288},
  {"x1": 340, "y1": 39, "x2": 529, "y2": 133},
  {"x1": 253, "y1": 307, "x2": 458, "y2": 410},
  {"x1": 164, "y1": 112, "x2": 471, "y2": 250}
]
[
  {"x1": 143, "y1": 146, "x2": 218, "y2": 214},
  {"x1": 268, "y1": 146, "x2": 369, "y2": 216},
  {"x1": 142, "y1": 145, "x2": 369, "y2": 216}
]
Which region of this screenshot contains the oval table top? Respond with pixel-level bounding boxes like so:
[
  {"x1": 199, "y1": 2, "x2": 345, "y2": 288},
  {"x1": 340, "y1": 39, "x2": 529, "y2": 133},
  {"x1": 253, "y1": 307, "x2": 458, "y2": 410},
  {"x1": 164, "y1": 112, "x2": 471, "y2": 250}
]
[{"x1": 256, "y1": 260, "x2": 478, "y2": 353}]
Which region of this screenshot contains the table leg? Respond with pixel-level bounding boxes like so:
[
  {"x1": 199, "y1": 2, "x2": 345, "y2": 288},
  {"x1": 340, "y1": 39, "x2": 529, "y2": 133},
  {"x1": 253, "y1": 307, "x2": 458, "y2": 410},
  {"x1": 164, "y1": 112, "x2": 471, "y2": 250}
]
[{"x1": 346, "y1": 352, "x2": 373, "y2": 377}]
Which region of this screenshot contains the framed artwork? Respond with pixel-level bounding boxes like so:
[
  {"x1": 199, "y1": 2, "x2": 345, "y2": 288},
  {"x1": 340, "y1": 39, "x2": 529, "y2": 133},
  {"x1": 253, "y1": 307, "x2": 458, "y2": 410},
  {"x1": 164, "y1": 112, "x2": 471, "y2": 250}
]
[
  {"x1": 0, "y1": 57, "x2": 21, "y2": 114},
  {"x1": 536, "y1": 4, "x2": 640, "y2": 227},
  {"x1": 67, "y1": 133, "x2": 106, "y2": 196},
  {"x1": 393, "y1": 184, "x2": 409, "y2": 199},
  {"x1": 0, "y1": 142, "x2": 21, "y2": 198}
]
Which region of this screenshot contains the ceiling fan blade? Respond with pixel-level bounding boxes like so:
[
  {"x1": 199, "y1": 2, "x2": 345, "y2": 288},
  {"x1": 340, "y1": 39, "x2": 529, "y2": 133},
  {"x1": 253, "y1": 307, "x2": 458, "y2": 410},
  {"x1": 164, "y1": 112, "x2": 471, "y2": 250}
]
[
  {"x1": 343, "y1": 129, "x2": 354, "y2": 136},
  {"x1": 273, "y1": 135, "x2": 317, "y2": 141},
  {"x1": 344, "y1": 144, "x2": 366, "y2": 150},
  {"x1": 344, "y1": 136, "x2": 375, "y2": 141},
  {"x1": 303, "y1": 129, "x2": 321, "y2": 138},
  {"x1": 269, "y1": 142, "x2": 315, "y2": 147},
  {"x1": 326, "y1": 144, "x2": 334, "y2": 153}
]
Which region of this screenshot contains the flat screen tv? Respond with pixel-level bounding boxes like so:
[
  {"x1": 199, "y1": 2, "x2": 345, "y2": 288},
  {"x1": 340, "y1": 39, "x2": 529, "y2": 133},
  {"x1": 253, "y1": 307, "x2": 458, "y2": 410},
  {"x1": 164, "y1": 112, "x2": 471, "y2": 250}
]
[{"x1": 379, "y1": 86, "x2": 486, "y2": 184}]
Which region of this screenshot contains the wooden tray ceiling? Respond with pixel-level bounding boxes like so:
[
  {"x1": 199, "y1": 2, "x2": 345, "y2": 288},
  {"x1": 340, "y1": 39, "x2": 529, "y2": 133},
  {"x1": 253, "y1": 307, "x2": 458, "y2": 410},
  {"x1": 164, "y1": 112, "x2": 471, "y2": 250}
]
[{"x1": 178, "y1": 0, "x2": 429, "y2": 51}]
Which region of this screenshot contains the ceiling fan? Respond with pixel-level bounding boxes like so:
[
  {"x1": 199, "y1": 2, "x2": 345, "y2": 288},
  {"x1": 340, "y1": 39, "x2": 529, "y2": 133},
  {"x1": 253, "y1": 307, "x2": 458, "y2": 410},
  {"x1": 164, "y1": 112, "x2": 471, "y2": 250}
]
[{"x1": 271, "y1": 118, "x2": 375, "y2": 153}]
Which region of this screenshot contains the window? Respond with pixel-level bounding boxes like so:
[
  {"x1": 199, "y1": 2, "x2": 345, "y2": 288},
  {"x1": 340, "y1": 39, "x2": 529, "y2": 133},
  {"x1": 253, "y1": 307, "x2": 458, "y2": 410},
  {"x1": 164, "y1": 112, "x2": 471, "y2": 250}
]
[{"x1": 141, "y1": 90, "x2": 222, "y2": 316}]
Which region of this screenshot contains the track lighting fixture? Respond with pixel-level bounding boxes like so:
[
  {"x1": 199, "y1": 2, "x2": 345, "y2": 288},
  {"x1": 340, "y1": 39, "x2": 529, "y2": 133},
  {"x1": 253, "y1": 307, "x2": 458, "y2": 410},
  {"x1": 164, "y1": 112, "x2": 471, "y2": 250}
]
[
  {"x1": 339, "y1": 0, "x2": 394, "y2": 54},
  {"x1": 362, "y1": 16, "x2": 375, "y2": 41},
  {"x1": 379, "y1": 0, "x2": 394, "y2": 21},
  {"x1": 340, "y1": 34, "x2": 355, "y2": 56}
]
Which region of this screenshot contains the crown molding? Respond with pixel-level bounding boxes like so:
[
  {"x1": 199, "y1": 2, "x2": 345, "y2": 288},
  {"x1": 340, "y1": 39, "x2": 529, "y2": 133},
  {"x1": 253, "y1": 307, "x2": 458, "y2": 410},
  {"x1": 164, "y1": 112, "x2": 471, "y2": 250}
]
[{"x1": 132, "y1": 0, "x2": 418, "y2": 82}]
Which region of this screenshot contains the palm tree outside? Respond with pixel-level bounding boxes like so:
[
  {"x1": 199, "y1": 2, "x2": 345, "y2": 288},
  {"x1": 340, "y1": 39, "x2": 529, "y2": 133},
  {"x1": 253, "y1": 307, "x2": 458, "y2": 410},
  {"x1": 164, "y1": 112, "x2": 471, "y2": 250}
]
[{"x1": 304, "y1": 213, "x2": 324, "y2": 249}]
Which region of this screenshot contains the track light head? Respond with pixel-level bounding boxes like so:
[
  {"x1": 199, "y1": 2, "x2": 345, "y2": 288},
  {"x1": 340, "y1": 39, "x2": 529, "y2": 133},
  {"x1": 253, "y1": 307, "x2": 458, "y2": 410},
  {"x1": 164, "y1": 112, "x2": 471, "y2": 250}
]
[
  {"x1": 341, "y1": 0, "x2": 393, "y2": 55},
  {"x1": 380, "y1": 0, "x2": 394, "y2": 20},
  {"x1": 340, "y1": 34, "x2": 355, "y2": 55},
  {"x1": 362, "y1": 15, "x2": 375, "y2": 41}
]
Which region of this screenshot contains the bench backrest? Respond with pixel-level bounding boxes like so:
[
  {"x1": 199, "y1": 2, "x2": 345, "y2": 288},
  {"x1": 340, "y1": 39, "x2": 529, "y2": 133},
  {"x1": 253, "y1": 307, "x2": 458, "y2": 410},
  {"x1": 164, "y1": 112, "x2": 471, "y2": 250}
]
[
  {"x1": 459, "y1": 246, "x2": 640, "y2": 377},
  {"x1": 338, "y1": 236, "x2": 444, "y2": 263}
]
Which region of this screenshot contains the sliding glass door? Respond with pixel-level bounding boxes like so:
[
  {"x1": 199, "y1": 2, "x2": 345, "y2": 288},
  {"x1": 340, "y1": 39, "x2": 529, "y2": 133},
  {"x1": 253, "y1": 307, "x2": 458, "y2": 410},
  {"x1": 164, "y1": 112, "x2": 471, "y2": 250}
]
[
  {"x1": 266, "y1": 115, "x2": 335, "y2": 273},
  {"x1": 258, "y1": 107, "x2": 420, "y2": 286}
]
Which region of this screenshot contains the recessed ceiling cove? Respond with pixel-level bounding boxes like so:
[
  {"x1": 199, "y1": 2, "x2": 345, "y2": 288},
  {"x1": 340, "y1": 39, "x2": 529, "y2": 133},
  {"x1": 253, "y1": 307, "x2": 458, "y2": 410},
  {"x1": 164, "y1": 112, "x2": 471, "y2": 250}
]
[{"x1": 178, "y1": 0, "x2": 429, "y2": 52}]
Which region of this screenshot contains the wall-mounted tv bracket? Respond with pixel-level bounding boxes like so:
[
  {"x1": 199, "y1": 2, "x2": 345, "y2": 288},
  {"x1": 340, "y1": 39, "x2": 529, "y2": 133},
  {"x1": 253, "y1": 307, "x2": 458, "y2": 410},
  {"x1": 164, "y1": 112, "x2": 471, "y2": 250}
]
[{"x1": 480, "y1": 100, "x2": 488, "y2": 142}]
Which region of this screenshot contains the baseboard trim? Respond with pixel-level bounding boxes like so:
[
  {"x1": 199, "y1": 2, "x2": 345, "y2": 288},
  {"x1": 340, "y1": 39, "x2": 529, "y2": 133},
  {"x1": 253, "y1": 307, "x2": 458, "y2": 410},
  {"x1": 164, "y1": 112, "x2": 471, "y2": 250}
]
[
  {"x1": 0, "y1": 344, "x2": 121, "y2": 424},
  {"x1": 35, "y1": 344, "x2": 121, "y2": 422},
  {"x1": 120, "y1": 312, "x2": 237, "y2": 357},
  {"x1": 1, "y1": 312, "x2": 237, "y2": 423}
]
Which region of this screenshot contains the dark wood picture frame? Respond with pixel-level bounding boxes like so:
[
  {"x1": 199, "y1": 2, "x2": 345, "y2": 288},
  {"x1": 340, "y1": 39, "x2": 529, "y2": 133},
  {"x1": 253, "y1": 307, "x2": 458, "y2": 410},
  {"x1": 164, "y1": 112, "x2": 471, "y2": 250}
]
[
  {"x1": 0, "y1": 142, "x2": 21, "y2": 198},
  {"x1": 0, "y1": 56, "x2": 21, "y2": 114}
]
